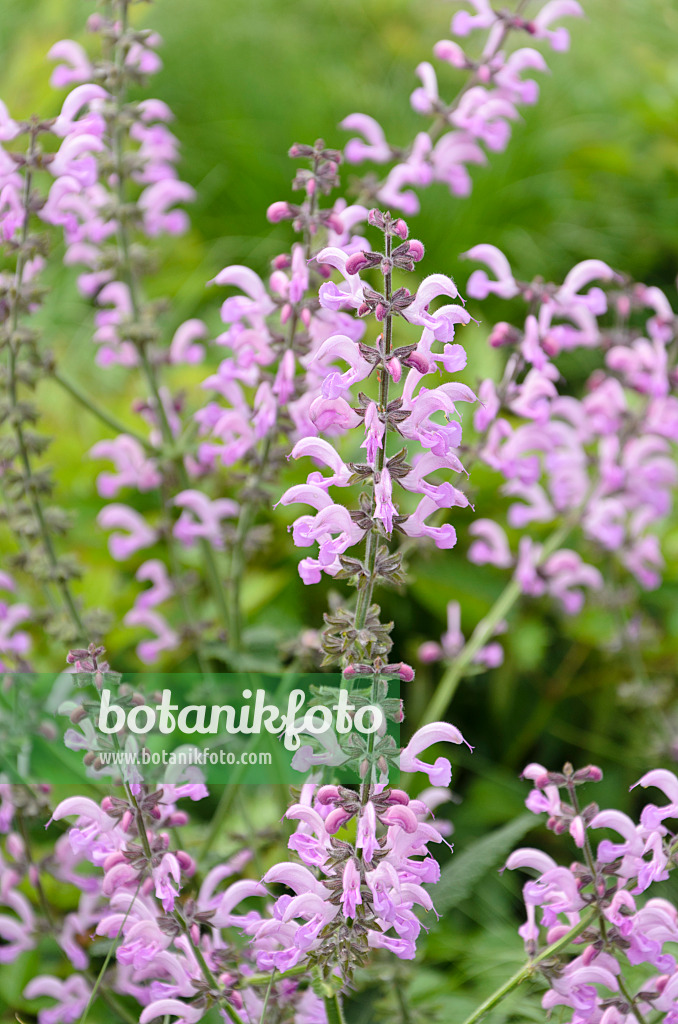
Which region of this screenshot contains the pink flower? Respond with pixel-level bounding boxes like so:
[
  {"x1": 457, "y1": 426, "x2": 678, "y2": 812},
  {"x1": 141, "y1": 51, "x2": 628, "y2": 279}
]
[
  {"x1": 89, "y1": 435, "x2": 161, "y2": 497},
  {"x1": 97, "y1": 504, "x2": 158, "y2": 560},
  {"x1": 173, "y1": 490, "x2": 239, "y2": 549},
  {"x1": 468, "y1": 519, "x2": 513, "y2": 567},
  {"x1": 169, "y1": 319, "x2": 207, "y2": 364},
  {"x1": 340, "y1": 113, "x2": 392, "y2": 164},
  {"x1": 530, "y1": 0, "x2": 584, "y2": 52},
  {"x1": 464, "y1": 244, "x2": 519, "y2": 299},
  {"x1": 374, "y1": 468, "x2": 396, "y2": 534},
  {"x1": 400, "y1": 722, "x2": 471, "y2": 786},
  {"x1": 48, "y1": 40, "x2": 93, "y2": 88}
]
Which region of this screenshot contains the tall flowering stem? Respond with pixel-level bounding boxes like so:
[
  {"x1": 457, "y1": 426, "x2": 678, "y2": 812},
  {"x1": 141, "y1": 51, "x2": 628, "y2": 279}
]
[
  {"x1": 2, "y1": 116, "x2": 88, "y2": 644},
  {"x1": 108, "y1": 0, "x2": 230, "y2": 638},
  {"x1": 352, "y1": 222, "x2": 394, "y2": 636}
]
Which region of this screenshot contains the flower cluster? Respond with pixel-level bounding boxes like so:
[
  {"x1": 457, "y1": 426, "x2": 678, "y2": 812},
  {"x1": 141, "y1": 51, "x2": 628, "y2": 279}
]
[
  {"x1": 279, "y1": 208, "x2": 475, "y2": 593},
  {"x1": 508, "y1": 763, "x2": 678, "y2": 1023},
  {"x1": 341, "y1": 0, "x2": 583, "y2": 213},
  {"x1": 463, "y1": 247, "x2": 678, "y2": 606}
]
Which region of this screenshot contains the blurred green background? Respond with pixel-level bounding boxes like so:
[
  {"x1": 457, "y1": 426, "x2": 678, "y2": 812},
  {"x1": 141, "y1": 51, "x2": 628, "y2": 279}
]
[{"x1": 2, "y1": 2, "x2": 678, "y2": 1020}]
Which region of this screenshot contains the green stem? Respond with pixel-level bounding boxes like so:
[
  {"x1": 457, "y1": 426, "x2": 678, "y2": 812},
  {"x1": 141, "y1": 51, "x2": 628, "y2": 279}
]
[
  {"x1": 78, "y1": 879, "x2": 143, "y2": 1024},
  {"x1": 228, "y1": 431, "x2": 272, "y2": 652},
  {"x1": 422, "y1": 519, "x2": 573, "y2": 725},
  {"x1": 257, "y1": 970, "x2": 277, "y2": 1024},
  {"x1": 51, "y1": 368, "x2": 154, "y2": 451},
  {"x1": 459, "y1": 907, "x2": 597, "y2": 1024},
  {"x1": 241, "y1": 964, "x2": 309, "y2": 987},
  {"x1": 323, "y1": 993, "x2": 347, "y2": 1024}
]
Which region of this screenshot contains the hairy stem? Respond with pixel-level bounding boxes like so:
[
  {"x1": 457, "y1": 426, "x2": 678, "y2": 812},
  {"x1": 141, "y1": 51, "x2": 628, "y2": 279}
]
[
  {"x1": 353, "y1": 230, "x2": 393, "y2": 633},
  {"x1": 109, "y1": 1, "x2": 229, "y2": 643},
  {"x1": 5, "y1": 129, "x2": 85, "y2": 639}
]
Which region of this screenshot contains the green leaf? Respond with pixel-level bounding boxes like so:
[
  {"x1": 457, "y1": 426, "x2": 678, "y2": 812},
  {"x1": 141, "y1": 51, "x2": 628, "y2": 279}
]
[{"x1": 434, "y1": 814, "x2": 536, "y2": 915}]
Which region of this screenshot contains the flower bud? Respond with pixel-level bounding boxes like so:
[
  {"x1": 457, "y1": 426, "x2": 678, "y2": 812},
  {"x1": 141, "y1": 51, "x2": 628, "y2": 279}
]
[
  {"x1": 266, "y1": 201, "x2": 293, "y2": 223},
  {"x1": 386, "y1": 357, "x2": 402, "y2": 382},
  {"x1": 316, "y1": 785, "x2": 341, "y2": 805},
  {"x1": 166, "y1": 811, "x2": 189, "y2": 827},
  {"x1": 408, "y1": 239, "x2": 424, "y2": 261},
  {"x1": 393, "y1": 219, "x2": 409, "y2": 239},
  {"x1": 326, "y1": 213, "x2": 345, "y2": 233},
  {"x1": 176, "y1": 851, "x2": 196, "y2": 876},
  {"x1": 404, "y1": 351, "x2": 432, "y2": 374},
  {"x1": 324, "y1": 807, "x2": 353, "y2": 833},
  {"x1": 345, "y1": 252, "x2": 370, "y2": 275},
  {"x1": 272, "y1": 253, "x2": 291, "y2": 269},
  {"x1": 488, "y1": 321, "x2": 520, "y2": 348},
  {"x1": 6, "y1": 834, "x2": 24, "y2": 860}
]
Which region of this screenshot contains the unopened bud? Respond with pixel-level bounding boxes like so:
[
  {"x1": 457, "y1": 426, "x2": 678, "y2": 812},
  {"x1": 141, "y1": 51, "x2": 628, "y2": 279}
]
[
  {"x1": 404, "y1": 351, "x2": 431, "y2": 374},
  {"x1": 177, "y1": 851, "x2": 196, "y2": 875},
  {"x1": 167, "y1": 811, "x2": 189, "y2": 827},
  {"x1": 393, "y1": 218, "x2": 409, "y2": 239},
  {"x1": 386, "y1": 357, "x2": 402, "y2": 382},
  {"x1": 408, "y1": 239, "x2": 424, "y2": 261},
  {"x1": 317, "y1": 785, "x2": 341, "y2": 805},
  {"x1": 345, "y1": 252, "x2": 370, "y2": 275},
  {"x1": 266, "y1": 201, "x2": 293, "y2": 223},
  {"x1": 488, "y1": 321, "x2": 520, "y2": 348}
]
